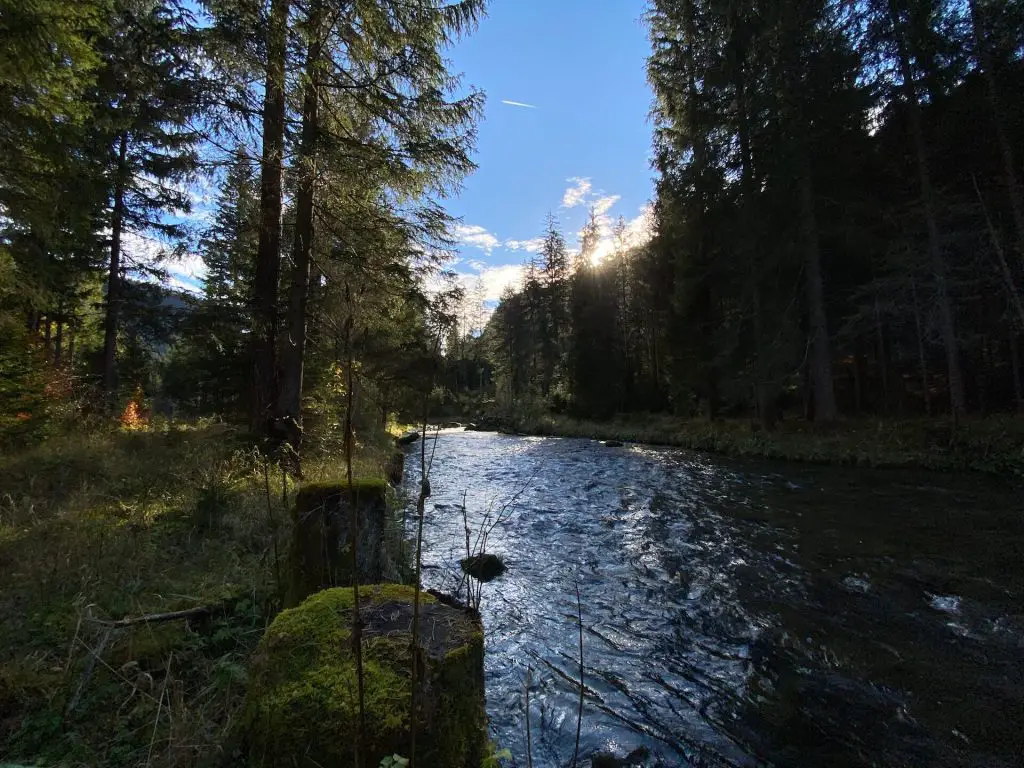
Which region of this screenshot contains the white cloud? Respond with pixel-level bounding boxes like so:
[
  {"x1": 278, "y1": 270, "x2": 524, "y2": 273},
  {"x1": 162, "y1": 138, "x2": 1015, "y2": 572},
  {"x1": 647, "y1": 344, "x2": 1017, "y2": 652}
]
[
  {"x1": 561, "y1": 177, "x2": 592, "y2": 208},
  {"x1": 121, "y1": 230, "x2": 206, "y2": 294},
  {"x1": 121, "y1": 231, "x2": 169, "y2": 267},
  {"x1": 592, "y1": 194, "x2": 621, "y2": 217},
  {"x1": 453, "y1": 223, "x2": 500, "y2": 253},
  {"x1": 470, "y1": 263, "x2": 526, "y2": 302},
  {"x1": 624, "y1": 203, "x2": 655, "y2": 246},
  {"x1": 427, "y1": 262, "x2": 525, "y2": 325},
  {"x1": 501, "y1": 99, "x2": 537, "y2": 109},
  {"x1": 504, "y1": 237, "x2": 545, "y2": 253}
]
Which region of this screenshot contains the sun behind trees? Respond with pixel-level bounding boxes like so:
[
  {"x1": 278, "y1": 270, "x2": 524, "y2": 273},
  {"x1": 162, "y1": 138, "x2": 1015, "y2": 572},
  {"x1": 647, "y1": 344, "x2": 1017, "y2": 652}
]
[{"x1": 474, "y1": 0, "x2": 1024, "y2": 430}]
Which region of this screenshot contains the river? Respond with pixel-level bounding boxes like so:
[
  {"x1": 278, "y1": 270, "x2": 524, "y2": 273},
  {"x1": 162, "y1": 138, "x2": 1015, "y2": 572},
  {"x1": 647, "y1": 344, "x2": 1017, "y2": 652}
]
[{"x1": 404, "y1": 429, "x2": 1024, "y2": 767}]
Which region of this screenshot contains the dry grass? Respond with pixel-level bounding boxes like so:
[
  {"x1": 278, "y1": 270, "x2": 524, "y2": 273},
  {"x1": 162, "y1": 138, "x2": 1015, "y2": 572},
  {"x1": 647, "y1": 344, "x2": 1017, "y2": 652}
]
[{"x1": 0, "y1": 419, "x2": 393, "y2": 767}]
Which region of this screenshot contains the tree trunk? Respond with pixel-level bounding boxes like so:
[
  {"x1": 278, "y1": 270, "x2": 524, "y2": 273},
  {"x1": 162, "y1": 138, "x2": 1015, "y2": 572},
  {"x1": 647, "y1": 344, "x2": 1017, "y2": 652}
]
[
  {"x1": 54, "y1": 315, "x2": 64, "y2": 367},
  {"x1": 888, "y1": 0, "x2": 965, "y2": 419},
  {"x1": 911, "y1": 277, "x2": 930, "y2": 415},
  {"x1": 732, "y1": 22, "x2": 773, "y2": 430},
  {"x1": 276, "y1": 9, "x2": 322, "y2": 471},
  {"x1": 250, "y1": 0, "x2": 290, "y2": 438},
  {"x1": 102, "y1": 131, "x2": 129, "y2": 407},
  {"x1": 969, "y1": 0, "x2": 1024, "y2": 264},
  {"x1": 798, "y1": 161, "x2": 837, "y2": 422}
]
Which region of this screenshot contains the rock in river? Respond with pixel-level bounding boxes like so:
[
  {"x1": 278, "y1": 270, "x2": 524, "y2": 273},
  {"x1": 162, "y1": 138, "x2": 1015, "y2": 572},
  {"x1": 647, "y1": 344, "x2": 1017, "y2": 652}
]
[
  {"x1": 396, "y1": 431, "x2": 420, "y2": 446},
  {"x1": 459, "y1": 553, "x2": 506, "y2": 582}
]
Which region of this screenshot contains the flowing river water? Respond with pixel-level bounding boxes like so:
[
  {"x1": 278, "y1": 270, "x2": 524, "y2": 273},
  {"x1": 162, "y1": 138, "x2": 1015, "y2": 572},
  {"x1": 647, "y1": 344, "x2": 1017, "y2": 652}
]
[{"x1": 403, "y1": 429, "x2": 1024, "y2": 767}]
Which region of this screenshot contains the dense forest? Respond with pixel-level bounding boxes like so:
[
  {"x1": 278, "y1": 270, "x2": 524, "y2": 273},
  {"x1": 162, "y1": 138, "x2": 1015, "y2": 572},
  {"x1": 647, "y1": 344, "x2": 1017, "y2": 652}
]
[
  {"x1": 480, "y1": 0, "x2": 1024, "y2": 428},
  {"x1": 0, "y1": 0, "x2": 484, "y2": 471},
  {"x1": 3, "y1": 1, "x2": 1024, "y2": 766},
  {"x1": 5, "y1": 0, "x2": 1024, "y2": 462}
]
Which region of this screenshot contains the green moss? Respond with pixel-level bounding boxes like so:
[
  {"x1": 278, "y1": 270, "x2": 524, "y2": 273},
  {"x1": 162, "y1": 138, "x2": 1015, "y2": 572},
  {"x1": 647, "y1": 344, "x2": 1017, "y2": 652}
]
[{"x1": 243, "y1": 585, "x2": 485, "y2": 768}]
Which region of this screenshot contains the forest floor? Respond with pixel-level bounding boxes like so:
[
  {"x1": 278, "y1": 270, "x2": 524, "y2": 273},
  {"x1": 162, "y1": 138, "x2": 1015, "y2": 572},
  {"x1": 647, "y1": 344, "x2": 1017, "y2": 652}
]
[
  {"x1": 487, "y1": 412, "x2": 1024, "y2": 476},
  {"x1": 0, "y1": 420, "x2": 399, "y2": 767}
]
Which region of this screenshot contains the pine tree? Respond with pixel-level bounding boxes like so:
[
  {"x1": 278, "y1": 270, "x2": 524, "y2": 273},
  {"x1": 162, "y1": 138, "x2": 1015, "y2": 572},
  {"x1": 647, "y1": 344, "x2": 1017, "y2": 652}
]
[{"x1": 93, "y1": 0, "x2": 203, "y2": 405}]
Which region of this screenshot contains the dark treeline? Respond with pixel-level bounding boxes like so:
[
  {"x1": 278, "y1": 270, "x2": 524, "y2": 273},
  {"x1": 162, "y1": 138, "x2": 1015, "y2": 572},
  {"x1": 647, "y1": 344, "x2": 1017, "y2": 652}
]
[
  {"x1": 0, "y1": 0, "x2": 485, "y2": 469},
  {"x1": 483, "y1": 0, "x2": 1024, "y2": 426}
]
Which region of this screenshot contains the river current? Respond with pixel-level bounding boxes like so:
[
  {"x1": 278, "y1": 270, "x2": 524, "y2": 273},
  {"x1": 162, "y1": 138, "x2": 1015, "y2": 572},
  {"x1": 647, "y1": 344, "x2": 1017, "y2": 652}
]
[{"x1": 404, "y1": 429, "x2": 1023, "y2": 767}]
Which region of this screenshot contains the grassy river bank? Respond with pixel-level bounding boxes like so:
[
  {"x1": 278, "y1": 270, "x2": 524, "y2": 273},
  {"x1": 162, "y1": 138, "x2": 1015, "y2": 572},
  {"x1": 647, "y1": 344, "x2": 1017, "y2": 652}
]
[
  {"x1": 0, "y1": 420, "x2": 398, "y2": 766},
  {"x1": 472, "y1": 412, "x2": 1024, "y2": 476}
]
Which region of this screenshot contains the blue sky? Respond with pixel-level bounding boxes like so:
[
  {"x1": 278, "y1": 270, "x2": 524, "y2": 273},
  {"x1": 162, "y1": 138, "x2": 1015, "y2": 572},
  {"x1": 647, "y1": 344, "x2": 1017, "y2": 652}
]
[
  {"x1": 161, "y1": 0, "x2": 655, "y2": 299},
  {"x1": 442, "y1": 0, "x2": 655, "y2": 300}
]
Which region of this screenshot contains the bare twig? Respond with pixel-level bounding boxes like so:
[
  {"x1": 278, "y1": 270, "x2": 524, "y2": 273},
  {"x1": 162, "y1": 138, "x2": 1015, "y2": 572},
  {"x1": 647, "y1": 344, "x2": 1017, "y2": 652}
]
[
  {"x1": 263, "y1": 459, "x2": 283, "y2": 598},
  {"x1": 85, "y1": 605, "x2": 220, "y2": 628},
  {"x1": 146, "y1": 655, "x2": 172, "y2": 767},
  {"x1": 343, "y1": 290, "x2": 367, "y2": 768},
  {"x1": 410, "y1": 391, "x2": 430, "y2": 767},
  {"x1": 65, "y1": 627, "x2": 113, "y2": 716}
]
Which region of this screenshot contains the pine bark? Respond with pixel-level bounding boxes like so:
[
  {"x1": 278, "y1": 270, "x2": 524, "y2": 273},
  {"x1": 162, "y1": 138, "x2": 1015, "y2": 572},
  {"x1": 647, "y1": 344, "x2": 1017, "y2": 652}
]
[
  {"x1": 251, "y1": 0, "x2": 290, "y2": 437},
  {"x1": 798, "y1": 159, "x2": 838, "y2": 422},
  {"x1": 277, "y1": 8, "x2": 322, "y2": 471},
  {"x1": 102, "y1": 131, "x2": 129, "y2": 406}
]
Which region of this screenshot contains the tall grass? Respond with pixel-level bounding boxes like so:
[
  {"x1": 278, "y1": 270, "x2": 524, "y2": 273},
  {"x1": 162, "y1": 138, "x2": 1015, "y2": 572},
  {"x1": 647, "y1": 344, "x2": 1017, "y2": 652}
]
[{"x1": 0, "y1": 418, "x2": 392, "y2": 766}]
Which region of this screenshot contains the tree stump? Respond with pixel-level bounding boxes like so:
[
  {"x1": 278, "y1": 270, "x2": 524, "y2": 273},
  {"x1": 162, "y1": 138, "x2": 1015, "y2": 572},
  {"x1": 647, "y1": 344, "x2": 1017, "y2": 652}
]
[
  {"x1": 286, "y1": 481, "x2": 392, "y2": 607},
  {"x1": 242, "y1": 585, "x2": 486, "y2": 768}
]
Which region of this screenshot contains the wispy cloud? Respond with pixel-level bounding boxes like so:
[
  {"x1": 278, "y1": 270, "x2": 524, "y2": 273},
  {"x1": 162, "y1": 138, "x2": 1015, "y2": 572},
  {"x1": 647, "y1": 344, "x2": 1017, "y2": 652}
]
[
  {"x1": 501, "y1": 99, "x2": 537, "y2": 109},
  {"x1": 452, "y1": 263, "x2": 525, "y2": 308},
  {"x1": 452, "y1": 223, "x2": 500, "y2": 253},
  {"x1": 505, "y1": 237, "x2": 545, "y2": 253},
  {"x1": 561, "y1": 177, "x2": 592, "y2": 208},
  {"x1": 592, "y1": 194, "x2": 621, "y2": 217}
]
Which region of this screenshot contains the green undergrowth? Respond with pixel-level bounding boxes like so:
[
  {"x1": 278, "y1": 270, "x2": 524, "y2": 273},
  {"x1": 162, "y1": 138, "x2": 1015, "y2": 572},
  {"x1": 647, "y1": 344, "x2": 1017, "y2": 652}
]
[
  {"x1": 503, "y1": 413, "x2": 1024, "y2": 476},
  {"x1": 0, "y1": 419, "x2": 398, "y2": 767}
]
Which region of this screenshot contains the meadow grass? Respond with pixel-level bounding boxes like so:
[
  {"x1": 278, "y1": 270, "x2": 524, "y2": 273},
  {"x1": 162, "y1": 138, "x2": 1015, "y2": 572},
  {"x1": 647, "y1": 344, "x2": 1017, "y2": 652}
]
[{"x1": 0, "y1": 419, "x2": 394, "y2": 767}]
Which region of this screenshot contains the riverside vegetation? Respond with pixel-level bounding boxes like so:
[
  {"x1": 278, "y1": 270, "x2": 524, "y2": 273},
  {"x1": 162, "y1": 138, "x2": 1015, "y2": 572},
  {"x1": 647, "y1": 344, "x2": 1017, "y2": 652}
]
[
  {"x1": 0, "y1": 419, "x2": 403, "y2": 765},
  {"x1": 3, "y1": 0, "x2": 1024, "y2": 765}
]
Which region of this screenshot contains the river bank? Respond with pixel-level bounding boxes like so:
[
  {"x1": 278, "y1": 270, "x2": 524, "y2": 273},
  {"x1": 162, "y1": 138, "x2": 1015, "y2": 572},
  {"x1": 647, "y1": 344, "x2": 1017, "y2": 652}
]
[
  {"x1": 469, "y1": 412, "x2": 1024, "y2": 475},
  {"x1": 0, "y1": 420, "x2": 401, "y2": 766}
]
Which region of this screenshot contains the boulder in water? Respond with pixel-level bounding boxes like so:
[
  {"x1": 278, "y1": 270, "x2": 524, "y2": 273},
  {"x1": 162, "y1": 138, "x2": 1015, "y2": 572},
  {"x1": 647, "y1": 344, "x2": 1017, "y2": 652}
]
[
  {"x1": 459, "y1": 553, "x2": 506, "y2": 582},
  {"x1": 242, "y1": 584, "x2": 486, "y2": 767},
  {"x1": 396, "y1": 431, "x2": 420, "y2": 447},
  {"x1": 286, "y1": 480, "x2": 394, "y2": 607},
  {"x1": 602, "y1": 440, "x2": 624, "y2": 448}
]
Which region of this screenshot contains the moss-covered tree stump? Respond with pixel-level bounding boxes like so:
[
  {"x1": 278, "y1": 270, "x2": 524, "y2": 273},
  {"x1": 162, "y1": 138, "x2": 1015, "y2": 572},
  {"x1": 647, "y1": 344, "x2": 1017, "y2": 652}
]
[
  {"x1": 286, "y1": 481, "x2": 393, "y2": 607},
  {"x1": 243, "y1": 585, "x2": 486, "y2": 768}
]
